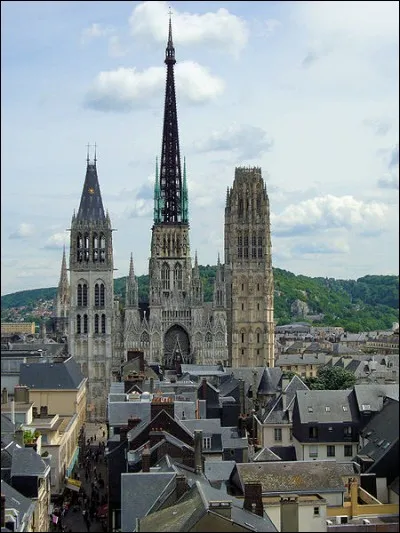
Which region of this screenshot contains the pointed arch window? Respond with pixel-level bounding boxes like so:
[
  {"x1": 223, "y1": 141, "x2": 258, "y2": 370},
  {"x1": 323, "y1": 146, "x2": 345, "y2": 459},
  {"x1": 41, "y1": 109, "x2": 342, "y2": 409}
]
[
  {"x1": 237, "y1": 232, "x2": 243, "y2": 258},
  {"x1": 244, "y1": 234, "x2": 249, "y2": 259},
  {"x1": 258, "y1": 234, "x2": 263, "y2": 258},
  {"x1": 83, "y1": 314, "x2": 88, "y2": 334},
  {"x1": 256, "y1": 194, "x2": 262, "y2": 214},
  {"x1": 77, "y1": 233, "x2": 83, "y2": 262},
  {"x1": 252, "y1": 231, "x2": 257, "y2": 258},
  {"x1": 77, "y1": 284, "x2": 83, "y2": 307},
  {"x1": 92, "y1": 233, "x2": 99, "y2": 262},
  {"x1": 99, "y1": 233, "x2": 106, "y2": 263},
  {"x1": 100, "y1": 284, "x2": 105, "y2": 306},
  {"x1": 84, "y1": 233, "x2": 90, "y2": 262},
  {"x1": 82, "y1": 284, "x2": 88, "y2": 307},
  {"x1": 205, "y1": 332, "x2": 212, "y2": 343},
  {"x1": 76, "y1": 314, "x2": 81, "y2": 334},
  {"x1": 95, "y1": 284, "x2": 100, "y2": 307},
  {"x1": 174, "y1": 262, "x2": 183, "y2": 290},
  {"x1": 161, "y1": 263, "x2": 170, "y2": 290},
  {"x1": 101, "y1": 314, "x2": 106, "y2": 334},
  {"x1": 94, "y1": 314, "x2": 99, "y2": 334},
  {"x1": 238, "y1": 197, "x2": 244, "y2": 218}
]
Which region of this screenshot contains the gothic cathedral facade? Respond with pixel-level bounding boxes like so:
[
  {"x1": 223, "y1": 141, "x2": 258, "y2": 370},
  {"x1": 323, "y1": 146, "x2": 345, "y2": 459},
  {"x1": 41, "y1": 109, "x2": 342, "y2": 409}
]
[{"x1": 56, "y1": 18, "x2": 274, "y2": 421}]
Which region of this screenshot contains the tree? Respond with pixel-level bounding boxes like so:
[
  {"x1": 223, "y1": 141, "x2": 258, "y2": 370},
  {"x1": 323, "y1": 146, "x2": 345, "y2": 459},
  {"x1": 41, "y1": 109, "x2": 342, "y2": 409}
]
[{"x1": 306, "y1": 366, "x2": 356, "y2": 390}]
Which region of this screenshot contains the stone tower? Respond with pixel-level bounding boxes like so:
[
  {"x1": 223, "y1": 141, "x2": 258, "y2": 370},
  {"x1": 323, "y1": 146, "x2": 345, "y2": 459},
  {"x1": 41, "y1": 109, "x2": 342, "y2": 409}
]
[
  {"x1": 225, "y1": 167, "x2": 274, "y2": 368},
  {"x1": 148, "y1": 16, "x2": 193, "y2": 368},
  {"x1": 68, "y1": 150, "x2": 114, "y2": 420},
  {"x1": 54, "y1": 246, "x2": 69, "y2": 337}
]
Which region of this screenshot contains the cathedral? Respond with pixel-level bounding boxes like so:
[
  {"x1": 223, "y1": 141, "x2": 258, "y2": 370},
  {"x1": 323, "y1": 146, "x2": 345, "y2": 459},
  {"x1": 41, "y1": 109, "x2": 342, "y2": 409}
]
[{"x1": 55, "y1": 18, "x2": 274, "y2": 420}]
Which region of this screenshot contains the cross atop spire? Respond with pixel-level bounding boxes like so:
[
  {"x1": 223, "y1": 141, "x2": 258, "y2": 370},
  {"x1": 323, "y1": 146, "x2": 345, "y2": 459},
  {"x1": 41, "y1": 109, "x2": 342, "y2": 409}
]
[{"x1": 165, "y1": 7, "x2": 175, "y2": 64}]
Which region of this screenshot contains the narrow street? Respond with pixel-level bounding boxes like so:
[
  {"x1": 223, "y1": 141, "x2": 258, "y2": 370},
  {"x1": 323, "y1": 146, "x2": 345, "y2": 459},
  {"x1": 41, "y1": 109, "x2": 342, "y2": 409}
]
[{"x1": 52, "y1": 422, "x2": 109, "y2": 533}]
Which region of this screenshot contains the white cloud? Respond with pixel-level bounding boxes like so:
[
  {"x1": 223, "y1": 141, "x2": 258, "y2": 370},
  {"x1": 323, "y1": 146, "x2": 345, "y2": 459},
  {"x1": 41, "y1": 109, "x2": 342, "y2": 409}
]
[
  {"x1": 9, "y1": 223, "x2": 34, "y2": 240},
  {"x1": 129, "y1": 1, "x2": 248, "y2": 56},
  {"x1": 363, "y1": 118, "x2": 392, "y2": 136},
  {"x1": 264, "y1": 19, "x2": 281, "y2": 36},
  {"x1": 195, "y1": 123, "x2": 273, "y2": 161},
  {"x1": 378, "y1": 173, "x2": 399, "y2": 190},
  {"x1": 108, "y1": 35, "x2": 128, "y2": 58},
  {"x1": 43, "y1": 232, "x2": 69, "y2": 250},
  {"x1": 271, "y1": 195, "x2": 389, "y2": 236},
  {"x1": 84, "y1": 61, "x2": 224, "y2": 111},
  {"x1": 81, "y1": 23, "x2": 114, "y2": 44},
  {"x1": 126, "y1": 198, "x2": 153, "y2": 218},
  {"x1": 292, "y1": 239, "x2": 350, "y2": 255}
]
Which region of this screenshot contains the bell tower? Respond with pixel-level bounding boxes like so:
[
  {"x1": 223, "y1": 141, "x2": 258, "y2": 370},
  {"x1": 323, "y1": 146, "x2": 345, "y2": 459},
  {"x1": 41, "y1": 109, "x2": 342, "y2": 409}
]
[{"x1": 68, "y1": 146, "x2": 114, "y2": 420}]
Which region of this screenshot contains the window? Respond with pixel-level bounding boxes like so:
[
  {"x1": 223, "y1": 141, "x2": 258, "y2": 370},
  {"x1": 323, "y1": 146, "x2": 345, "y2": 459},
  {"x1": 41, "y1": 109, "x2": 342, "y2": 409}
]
[
  {"x1": 77, "y1": 284, "x2": 83, "y2": 306},
  {"x1": 309, "y1": 427, "x2": 318, "y2": 439},
  {"x1": 257, "y1": 333, "x2": 260, "y2": 343},
  {"x1": 174, "y1": 263, "x2": 183, "y2": 290},
  {"x1": 237, "y1": 233, "x2": 243, "y2": 258},
  {"x1": 309, "y1": 446, "x2": 318, "y2": 458},
  {"x1": 94, "y1": 314, "x2": 99, "y2": 334},
  {"x1": 203, "y1": 436, "x2": 212, "y2": 449},
  {"x1": 244, "y1": 235, "x2": 249, "y2": 259},
  {"x1": 161, "y1": 263, "x2": 170, "y2": 290},
  {"x1": 95, "y1": 284, "x2": 100, "y2": 306},
  {"x1": 344, "y1": 426, "x2": 352, "y2": 438},
  {"x1": 257, "y1": 303, "x2": 260, "y2": 311},
  {"x1": 76, "y1": 314, "x2": 81, "y2": 334},
  {"x1": 325, "y1": 406, "x2": 331, "y2": 412},
  {"x1": 82, "y1": 284, "x2": 88, "y2": 306},
  {"x1": 313, "y1": 507, "x2": 320, "y2": 517},
  {"x1": 344, "y1": 445, "x2": 353, "y2": 457},
  {"x1": 274, "y1": 428, "x2": 282, "y2": 442},
  {"x1": 101, "y1": 314, "x2": 106, "y2": 334},
  {"x1": 252, "y1": 232, "x2": 257, "y2": 258},
  {"x1": 308, "y1": 406, "x2": 313, "y2": 413},
  {"x1": 241, "y1": 303, "x2": 244, "y2": 311},
  {"x1": 100, "y1": 284, "x2": 105, "y2": 306},
  {"x1": 257, "y1": 235, "x2": 263, "y2": 258},
  {"x1": 342, "y1": 406, "x2": 348, "y2": 412},
  {"x1": 241, "y1": 333, "x2": 245, "y2": 343},
  {"x1": 327, "y1": 445, "x2": 335, "y2": 457},
  {"x1": 83, "y1": 314, "x2": 88, "y2": 334}
]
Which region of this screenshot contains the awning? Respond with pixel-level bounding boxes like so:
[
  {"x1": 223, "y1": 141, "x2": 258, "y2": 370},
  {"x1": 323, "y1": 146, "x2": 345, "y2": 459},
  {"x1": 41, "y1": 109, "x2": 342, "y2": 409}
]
[
  {"x1": 66, "y1": 446, "x2": 80, "y2": 478},
  {"x1": 65, "y1": 477, "x2": 81, "y2": 492}
]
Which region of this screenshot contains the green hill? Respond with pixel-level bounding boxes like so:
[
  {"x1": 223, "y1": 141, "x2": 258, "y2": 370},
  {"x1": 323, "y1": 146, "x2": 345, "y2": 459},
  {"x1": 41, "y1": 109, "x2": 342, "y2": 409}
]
[{"x1": 1, "y1": 267, "x2": 398, "y2": 333}]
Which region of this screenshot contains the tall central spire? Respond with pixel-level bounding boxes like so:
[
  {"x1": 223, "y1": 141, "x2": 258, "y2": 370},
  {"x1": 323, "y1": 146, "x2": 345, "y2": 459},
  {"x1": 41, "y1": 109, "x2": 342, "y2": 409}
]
[{"x1": 158, "y1": 12, "x2": 183, "y2": 224}]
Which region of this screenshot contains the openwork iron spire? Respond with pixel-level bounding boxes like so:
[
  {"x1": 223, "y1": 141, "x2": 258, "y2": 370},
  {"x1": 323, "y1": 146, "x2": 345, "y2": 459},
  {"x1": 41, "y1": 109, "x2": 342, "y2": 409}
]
[{"x1": 158, "y1": 11, "x2": 183, "y2": 224}]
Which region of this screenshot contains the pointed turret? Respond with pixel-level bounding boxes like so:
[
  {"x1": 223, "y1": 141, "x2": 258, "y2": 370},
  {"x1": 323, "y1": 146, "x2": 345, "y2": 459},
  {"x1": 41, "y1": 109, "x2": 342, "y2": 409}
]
[
  {"x1": 126, "y1": 253, "x2": 139, "y2": 308},
  {"x1": 58, "y1": 245, "x2": 69, "y2": 290},
  {"x1": 76, "y1": 150, "x2": 105, "y2": 221},
  {"x1": 158, "y1": 13, "x2": 183, "y2": 224},
  {"x1": 55, "y1": 246, "x2": 69, "y2": 336},
  {"x1": 181, "y1": 157, "x2": 189, "y2": 223}
]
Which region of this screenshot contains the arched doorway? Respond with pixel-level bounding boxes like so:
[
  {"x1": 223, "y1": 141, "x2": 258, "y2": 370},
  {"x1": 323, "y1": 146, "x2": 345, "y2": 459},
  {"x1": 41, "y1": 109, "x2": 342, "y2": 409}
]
[{"x1": 164, "y1": 324, "x2": 190, "y2": 369}]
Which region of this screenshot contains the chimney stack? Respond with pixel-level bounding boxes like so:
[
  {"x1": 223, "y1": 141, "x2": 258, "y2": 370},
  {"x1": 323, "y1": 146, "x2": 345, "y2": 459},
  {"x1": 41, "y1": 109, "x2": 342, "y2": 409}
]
[
  {"x1": 238, "y1": 379, "x2": 245, "y2": 415},
  {"x1": 1, "y1": 387, "x2": 8, "y2": 405},
  {"x1": 14, "y1": 428, "x2": 24, "y2": 447},
  {"x1": 120, "y1": 426, "x2": 128, "y2": 442},
  {"x1": 142, "y1": 445, "x2": 151, "y2": 473},
  {"x1": 1, "y1": 494, "x2": 5, "y2": 528},
  {"x1": 243, "y1": 483, "x2": 263, "y2": 517},
  {"x1": 149, "y1": 377, "x2": 154, "y2": 394},
  {"x1": 280, "y1": 496, "x2": 299, "y2": 532},
  {"x1": 175, "y1": 474, "x2": 187, "y2": 500},
  {"x1": 127, "y1": 417, "x2": 141, "y2": 431},
  {"x1": 194, "y1": 429, "x2": 203, "y2": 474}
]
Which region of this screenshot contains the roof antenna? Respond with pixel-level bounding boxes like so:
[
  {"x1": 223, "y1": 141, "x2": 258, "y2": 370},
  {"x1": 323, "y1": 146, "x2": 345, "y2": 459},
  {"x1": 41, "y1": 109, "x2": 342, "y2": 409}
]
[
  {"x1": 86, "y1": 143, "x2": 90, "y2": 164},
  {"x1": 94, "y1": 142, "x2": 97, "y2": 164}
]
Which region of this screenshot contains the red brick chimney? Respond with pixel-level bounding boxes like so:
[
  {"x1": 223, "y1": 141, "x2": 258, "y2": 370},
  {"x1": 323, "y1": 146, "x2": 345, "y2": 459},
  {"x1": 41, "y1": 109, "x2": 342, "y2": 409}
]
[
  {"x1": 150, "y1": 396, "x2": 174, "y2": 419},
  {"x1": 142, "y1": 445, "x2": 151, "y2": 472},
  {"x1": 243, "y1": 483, "x2": 264, "y2": 517}
]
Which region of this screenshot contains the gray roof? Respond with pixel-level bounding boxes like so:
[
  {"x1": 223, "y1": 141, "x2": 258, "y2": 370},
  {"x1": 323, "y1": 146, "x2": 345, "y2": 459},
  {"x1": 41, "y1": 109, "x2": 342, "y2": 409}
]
[
  {"x1": 1, "y1": 414, "x2": 15, "y2": 436},
  {"x1": 1, "y1": 479, "x2": 36, "y2": 526},
  {"x1": 234, "y1": 461, "x2": 356, "y2": 494},
  {"x1": 174, "y1": 401, "x2": 196, "y2": 421},
  {"x1": 180, "y1": 364, "x2": 225, "y2": 375},
  {"x1": 354, "y1": 384, "x2": 399, "y2": 413},
  {"x1": 262, "y1": 375, "x2": 309, "y2": 424},
  {"x1": 11, "y1": 446, "x2": 49, "y2": 477},
  {"x1": 181, "y1": 418, "x2": 221, "y2": 436},
  {"x1": 269, "y1": 446, "x2": 297, "y2": 461},
  {"x1": 108, "y1": 393, "x2": 127, "y2": 402},
  {"x1": 107, "y1": 400, "x2": 151, "y2": 428},
  {"x1": 76, "y1": 161, "x2": 106, "y2": 221},
  {"x1": 295, "y1": 389, "x2": 359, "y2": 424},
  {"x1": 229, "y1": 367, "x2": 265, "y2": 394},
  {"x1": 357, "y1": 399, "x2": 399, "y2": 471},
  {"x1": 276, "y1": 353, "x2": 326, "y2": 366},
  {"x1": 19, "y1": 356, "x2": 85, "y2": 390},
  {"x1": 221, "y1": 426, "x2": 248, "y2": 449},
  {"x1": 258, "y1": 367, "x2": 283, "y2": 395},
  {"x1": 121, "y1": 472, "x2": 176, "y2": 532},
  {"x1": 203, "y1": 461, "x2": 236, "y2": 483},
  {"x1": 253, "y1": 447, "x2": 282, "y2": 462}
]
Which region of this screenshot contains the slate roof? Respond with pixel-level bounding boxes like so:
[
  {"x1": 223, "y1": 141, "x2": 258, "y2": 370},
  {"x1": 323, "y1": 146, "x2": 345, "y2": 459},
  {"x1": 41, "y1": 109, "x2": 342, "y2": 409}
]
[
  {"x1": 203, "y1": 461, "x2": 236, "y2": 483},
  {"x1": 262, "y1": 375, "x2": 309, "y2": 424},
  {"x1": 221, "y1": 426, "x2": 248, "y2": 449},
  {"x1": 76, "y1": 161, "x2": 106, "y2": 221},
  {"x1": 233, "y1": 461, "x2": 356, "y2": 494},
  {"x1": 19, "y1": 356, "x2": 85, "y2": 390},
  {"x1": 357, "y1": 398, "x2": 399, "y2": 473},
  {"x1": 276, "y1": 353, "x2": 326, "y2": 366},
  {"x1": 295, "y1": 389, "x2": 359, "y2": 424},
  {"x1": 1, "y1": 479, "x2": 36, "y2": 527},
  {"x1": 121, "y1": 472, "x2": 176, "y2": 532},
  {"x1": 107, "y1": 400, "x2": 151, "y2": 428},
  {"x1": 174, "y1": 401, "x2": 196, "y2": 421},
  {"x1": 253, "y1": 447, "x2": 282, "y2": 462},
  {"x1": 11, "y1": 447, "x2": 49, "y2": 477},
  {"x1": 258, "y1": 367, "x2": 282, "y2": 395},
  {"x1": 354, "y1": 384, "x2": 399, "y2": 413},
  {"x1": 138, "y1": 480, "x2": 277, "y2": 532},
  {"x1": 1, "y1": 414, "x2": 15, "y2": 436},
  {"x1": 269, "y1": 446, "x2": 297, "y2": 461},
  {"x1": 229, "y1": 367, "x2": 265, "y2": 395}
]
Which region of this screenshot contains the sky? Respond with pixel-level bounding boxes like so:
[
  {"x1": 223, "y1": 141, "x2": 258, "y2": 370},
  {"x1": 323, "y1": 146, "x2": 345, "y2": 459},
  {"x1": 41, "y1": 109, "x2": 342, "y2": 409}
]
[{"x1": 1, "y1": 0, "x2": 399, "y2": 296}]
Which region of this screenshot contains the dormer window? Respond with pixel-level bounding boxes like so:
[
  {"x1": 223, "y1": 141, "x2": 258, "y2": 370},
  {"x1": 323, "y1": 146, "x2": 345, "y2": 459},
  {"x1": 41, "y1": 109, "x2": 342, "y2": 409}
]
[
  {"x1": 325, "y1": 406, "x2": 331, "y2": 412},
  {"x1": 308, "y1": 407, "x2": 313, "y2": 413},
  {"x1": 342, "y1": 406, "x2": 348, "y2": 411}
]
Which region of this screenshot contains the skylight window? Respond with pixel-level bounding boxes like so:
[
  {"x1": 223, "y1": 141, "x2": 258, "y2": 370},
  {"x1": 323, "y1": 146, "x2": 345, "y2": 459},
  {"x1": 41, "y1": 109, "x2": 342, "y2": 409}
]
[
  {"x1": 308, "y1": 407, "x2": 313, "y2": 413},
  {"x1": 325, "y1": 406, "x2": 331, "y2": 412},
  {"x1": 342, "y1": 406, "x2": 348, "y2": 411},
  {"x1": 361, "y1": 404, "x2": 371, "y2": 410}
]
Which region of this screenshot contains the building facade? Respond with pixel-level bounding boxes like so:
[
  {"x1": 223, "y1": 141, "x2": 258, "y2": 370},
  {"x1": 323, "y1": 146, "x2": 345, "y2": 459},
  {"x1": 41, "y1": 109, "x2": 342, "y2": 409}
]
[{"x1": 54, "y1": 17, "x2": 275, "y2": 420}]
